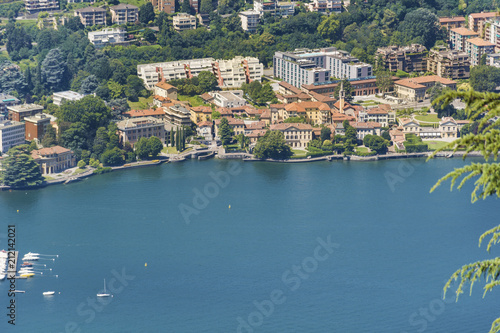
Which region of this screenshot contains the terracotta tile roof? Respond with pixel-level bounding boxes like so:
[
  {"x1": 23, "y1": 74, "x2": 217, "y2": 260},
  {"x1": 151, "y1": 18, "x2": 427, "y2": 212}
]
[
  {"x1": 349, "y1": 121, "x2": 381, "y2": 129},
  {"x1": 331, "y1": 112, "x2": 354, "y2": 122},
  {"x1": 270, "y1": 123, "x2": 313, "y2": 131},
  {"x1": 467, "y1": 37, "x2": 495, "y2": 47},
  {"x1": 246, "y1": 108, "x2": 264, "y2": 116},
  {"x1": 394, "y1": 79, "x2": 426, "y2": 89},
  {"x1": 333, "y1": 99, "x2": 353, "y2": 110},
  {"x1": 279, "y1": 81, "x2": 302, "y2": 94},
  {"x1": 309, "y1": 91, "x2": 335, "y2": 102},
  {"x1": 270, "y1": 104, "x2": 285, "y2": 109},
  {"x1": 450, "y1": 27, "x2": 478, "y2": 36},
  {"x1": 31, "y1": 146, "x2": 72, "y2": 159},
  {"x1": 469, "y1": 12, "x2": 498, "y2": 19},
  {"x1": 440, "y1": 117, "x2": 458, "y2": 125},
  {"x1": 191, "y1": 106, "x2": 212, "y2": 113},
  {"x1": 410, "y1": 75, "x2": 456, "y2": 85},
  {"x1": 439, "y1": 16, "x2": 465, "y2": 23},
  {"x1": 197, "y1": 120, "x2": 212, "y2": 127},
  {"x1": 285, "y1": 101, "x2": 330, "y2": 112},
  {"x1": 155, "y1": 82, "x2": 178, "y2": 91},
  {"x1": 247, "y1": 129, "x2": 267, "y2": 138},
  {"x1": 125, "y1": 108, "x2": 165, "y2": 118},
  {"x1": 455, "y1": 120, "x2": 470, "y2": 124},
  {"x1": 245, "y1": 121, "x2": 266, "y2": 130},
  {"x1": 200, "y1": 93, "x2": 214, "y2": 101},
  {"x1": 260, "y1": 109, "x2": 271, "y2": 119},
  {"x1": 367, "y1": 107, "x2": 389, "y2": 115},
  {"x1": 216, "y1": 107, "x2": 232, "y2": 115},
  {"x1": 214, "y1": 118, "x2": 245, "y2": 125}
]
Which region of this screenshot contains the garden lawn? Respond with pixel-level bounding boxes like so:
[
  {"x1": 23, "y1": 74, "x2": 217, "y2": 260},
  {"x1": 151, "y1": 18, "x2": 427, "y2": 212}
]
[
  {"x1": 414, "y1": 114, "x2": 440, "y2": 123},
  {"x1": 178, "y1": 94, "x2": 209, "y2": 107},
  {"x1": 128, "y1": 96, "x2": 153, "y2": 110},
  {"x1": 426, "y1": 140, "x2": 452, "y2": 151},
  {"x1": 292, "y1": 149, "x2": 307, "y2": 157}
]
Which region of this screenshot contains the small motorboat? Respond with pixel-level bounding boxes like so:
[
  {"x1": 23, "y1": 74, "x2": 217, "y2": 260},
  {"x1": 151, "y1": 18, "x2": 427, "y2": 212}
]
[
  {"x1": 97, "y1": 279, "x2": 112, "y2": 297},
  {"x1": 43, "y1": 291, "x2": 55, "y2": 296}
]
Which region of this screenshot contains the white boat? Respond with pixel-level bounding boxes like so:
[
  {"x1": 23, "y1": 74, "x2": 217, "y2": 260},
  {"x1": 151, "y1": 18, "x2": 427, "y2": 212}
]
[
  {"x1": 97, "y1": 279, "x2": 112, "y2": 297},
  {"x1": 0, "y1": 273, "x2": 5, "y2": 280},
  {"x1": 43, "y1": 291, "x2": 55, "y2": 296},
  {"x1": 22, "y1": 256, "x2": 39, "y2": 261}
]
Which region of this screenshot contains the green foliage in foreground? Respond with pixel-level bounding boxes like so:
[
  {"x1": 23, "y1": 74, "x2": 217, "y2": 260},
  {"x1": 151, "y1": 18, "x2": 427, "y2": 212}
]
[{"x1": 429, "y1": 90, "x2": 500, "y2": 333}]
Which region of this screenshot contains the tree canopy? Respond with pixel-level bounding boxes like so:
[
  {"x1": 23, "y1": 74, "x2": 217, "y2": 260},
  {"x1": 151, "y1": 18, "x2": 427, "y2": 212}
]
[
  {"x1": 253, "y1": 130, "x2": 292, "y2": 160},
  {"x1": 1, "y1": 146, "x2": 44, "y2": 188}
]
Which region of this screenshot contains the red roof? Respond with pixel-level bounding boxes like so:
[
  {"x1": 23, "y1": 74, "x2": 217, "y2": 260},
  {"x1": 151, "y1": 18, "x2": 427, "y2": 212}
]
[
  {"x1": 155, "y1": 82, "x2": 178, "y2": 91},
  {"x1": 31, "y1": 146, "x2": 72, "y2": 159},
  {"x1": 197, "y1": 120, "x2": 212, "y2": 127},
  {"x1": 125, "y1": 108, "x2": 165, "y2": 118}
]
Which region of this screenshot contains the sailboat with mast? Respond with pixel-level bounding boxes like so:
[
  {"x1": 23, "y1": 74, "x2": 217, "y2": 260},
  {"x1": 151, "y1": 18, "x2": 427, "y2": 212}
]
[{"x1": 97, "y1": 279, "x2": 112, "y2": 297}]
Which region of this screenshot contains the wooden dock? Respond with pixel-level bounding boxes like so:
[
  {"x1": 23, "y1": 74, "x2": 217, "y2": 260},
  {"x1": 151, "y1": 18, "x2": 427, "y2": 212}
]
[{"x1": 6, "y1": 251, "x2": 18, "y2": 279}]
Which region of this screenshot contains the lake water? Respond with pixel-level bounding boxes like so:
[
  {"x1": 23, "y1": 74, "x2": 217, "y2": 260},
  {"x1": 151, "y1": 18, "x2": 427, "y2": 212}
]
[{"x1": 0, "y1": 158, "x2": 499, "y2": 333}]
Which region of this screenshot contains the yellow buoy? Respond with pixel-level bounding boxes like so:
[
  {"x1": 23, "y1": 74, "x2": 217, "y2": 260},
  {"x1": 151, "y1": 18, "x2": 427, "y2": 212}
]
[
  {"x1": 145, "y1": 263, "x2": 147, "y2": 267},
  {"x1": 228, "y1": 205, "x2": 231, "y2": 209},
  {"x1": 17, "y1": 210, "x2": 19, "y2": 213}
]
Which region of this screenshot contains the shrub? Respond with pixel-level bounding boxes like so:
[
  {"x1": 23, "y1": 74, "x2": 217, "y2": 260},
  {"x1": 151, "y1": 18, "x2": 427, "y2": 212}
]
[{"x1": 93, "y1": 167, "x2": 112, "y2": 175}]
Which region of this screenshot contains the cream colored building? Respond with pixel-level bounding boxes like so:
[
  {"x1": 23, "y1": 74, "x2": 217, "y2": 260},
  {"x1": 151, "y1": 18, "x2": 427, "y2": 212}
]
[
  {"x1": 439, "y1": 117, "x2": 458, "y2": 139},
  {"x1": 154, "y1": 81, "x2": 178, "y2": 100},
  {"x1": 427, "y1": 47, "x2": 470, "y2": 79},
  {"x1": 164, "y1": 104, "x2": 193, "y2": 127},
  {"x1": 31, "y1": 146, "x2": 76, "y2": 175},
  {"x1": 116, "y1": 116, "x2": 166, "y2": 145},
  {"x1": 110, "y1": 4, "x2": 138, "y2": 25},
  {"x1": 173, "y1": 13, "x2": 197, "y2": 32},
  {"x1": 270, "y1": 102, "x2": 331, "y2": 125},
  {"x1": 239, "y1": 10, "x2": 260, "y2": 33},
  {"x1": 394, "y1": 76, "x2": 456, "y2": 102},
  {"x1": 349, "y1": 122, "x2": 381, "y2": 140},
  {"x1": 269, "y1": 123, "x2": 313, "y2": 149}
]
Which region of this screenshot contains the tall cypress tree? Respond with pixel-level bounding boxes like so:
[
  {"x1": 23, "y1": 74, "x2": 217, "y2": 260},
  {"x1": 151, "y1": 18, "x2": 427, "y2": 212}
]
[{"x1": 170, "y1": 128, "x2": 175, "y2": 147}]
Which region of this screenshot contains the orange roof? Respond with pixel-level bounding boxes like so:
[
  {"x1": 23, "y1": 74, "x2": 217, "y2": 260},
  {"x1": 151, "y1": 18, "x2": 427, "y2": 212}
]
[
  {"x1": 247, "y1": 129, "x2": 267, "y2": 138},
  {"x1": 197, "y1": 120, "x2": 212, "y2": 127},
  {"x1": 31, "y1": 146, "x2": 72, "y2": 159},
  {"x1": 125, "y1": 108, "x2": 165, "y2": 118},
  {"x1": 155, "y1": 82, "x2": 177, "y2": 91},
  {"x1": 331, "y1": 112, "x2": 354, "y2": 121},
  {"x1": 309, "y1": 91, "x2": 335, "y2": 102},
  {"x1": 260, "y1": 110, "x2": 271, "y2": 119},
  {"x1": 246, "y1": 108, "x2": 264, "y2": 116},
  {"x1": 245, "y1": 121, "x2": 266, "y2": 130},
  {"x1": 410, "y1": 75, "x2": 456, "y2": 85},
  {"x1": 439, "y1": 16, "x2": 465, "y2": 23},
  {"x1": 285, "y1": 101, "x2": 330, "y2": 112},
  {"x1": 270, "y1": 123, "x2": 313, "y2": 131},
  {"x1": 279, "y1": 81, "x2": 302, "y2": 94},
  {"x1": 467, "y1": 37, "x2": 495, "y2": 47},
  {"x1": 349, "y1": 121, "x2": 381, "y2": 129},
  {"x1": 214, "y1": 118, "x2": 245, "y2": 125},
  {"x1": 191, "y1": 106, "x2": 212, "y2": 113},
  {"x1": 469, "y1": 12, "x2": 498, "y2": 19},
  {"x1": 199, "y1": 93, "x2": 214, "y2": 101},
  {"x1": 450, "y1": 27, "x2": 478, "y2": 36},
  {"x1": 270, "y1": 104, "x2": 285, "y2": 109},
  {"x1": 333, "y1": 99, "x2": 353, "y2": 110},
  {"x1": 367, "y1": 107, "x2": 389, "y2": 115}
]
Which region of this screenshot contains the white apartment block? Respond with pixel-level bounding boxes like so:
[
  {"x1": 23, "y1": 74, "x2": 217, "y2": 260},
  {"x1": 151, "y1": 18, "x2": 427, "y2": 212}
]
[
  {"x1": 24, "y1": 0, "x2": 59, "y2": 14},
  {"x1": 0, "y1": 120, "x2": 25, "y2": 153},
  {"x1": 88, "y1": 28, "x2": 127, "y2": 47},
  {"x1": 253, "y1": 0, "x2": 276, "y2": 17},
  {"x1": 209, "y1": 90, "x2": 247, "y2": 108},
  {"x1": 239, "y1": 10, "x2": 259, "y2": 33},
  {"x1": 110, "y1": 3, "x2": 139, "y2": 25},
  {"x1": 75, "y1": 7, "x2": 106, "y2": 27},
  {"x1": 173, "y1": 13, "x2": 197, "y2": 32},
  {"x1": 52, "y1": 91, "x2": 86, "y2": 106},
  {"x1": 273, "y1": 47, "x2": 372, "y2": 88},
  {"x1": 307, "y1": 0, "x2": 342, "y2": 13},
  {"x1": 138, "y1": 56, "x2": 263, "y2": 89}
]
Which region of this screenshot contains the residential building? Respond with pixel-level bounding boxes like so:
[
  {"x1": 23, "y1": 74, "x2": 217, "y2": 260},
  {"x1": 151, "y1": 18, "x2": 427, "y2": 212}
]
[
  {"x1": 124, "y1": 108, "x2": 166, "y2": 120},
  {"x1": 24, "y1": 114, "x2": 51, "y2": 141},
  {"x1": 214, "y1": 118, "x2": 245, "y2": 137},
  {"x1": 269, "y1": 123, "x2": 313, "y2": 149},
  {"x1": 52, "y1": 91, "x2": 86, "y2": 106},
  {"x1": 253, "y1": 0, "x2": 276, "y2": 17},
  {"x1": 349, "y1": 121, "x2": 381, "y2": 140},
  {"x1": 31, "y1": 146, "x2": 76, "y2": 175},
  {"x1": 439, "y1": 117, "x2": 458, "y2": 139},
  {"x1": 173, "y1": 13, "x2": 197, "y2": 32},
  {"x1": 116, "y1": 117, "x2": 166, "y2": 145},
  {"x1": 439, "y1": 16, "x2": 466, "y2": 32},
  {"x1": 427, "y1": 47, "x2": 470, "y2": 79},
  {"x1": 189, "y1": 0, "x2": 199, "y2": 13},
  {"x1": 0, "y1": 120, "x2": 25, "y2": 153},
  {"x1": 302, "y1": 77, "x2": 383, "y2": 98},
  {"x1": 8, "y1": 104, "x2": 44, "y2": 122},
  {"x1": 394, "y1": 75, "x2": 456, "y2": 102},
  {"x1": 190, "y1": 106, "x2": 212, "y2": 123},
  {"x1": 247, "y1": 129, "x2": 267, "y2": 144},
  {"x1": 271, "y1": 101, "x2": 331, "y2": 125},
  {"x1": 88, "y1": 27, "x2": 128, "y2": 47},
  {"x1": 197, "y1": 13, "x2": 210, "y2": 27},
  {"x1": 24, "y1": 0, "x2": 59, "y2": 14},
  {"x1": 210, "y1": 91, "x2": 247, "y2": 108},
  {"x1": 154, "y1": 81, "x2": 178, "y2": 100},
  {"x1": 307, "y1": 0, "x2": 342, "y2": 13},
  {"x1": 110, "y1": 4, "x2": 139, "y2": 25},
  {"x1": 196, "y1": 121, "x2": 213, "y2": 141},
  {"x1": 150, "y1": 0, "x2": 175, "y2": 14},
  {"x1": 164, "y1": 104, "x2": 193, "y2": 127},
  {"x1": 75, "y1": 7, "x2": 106, "y2": 27},
  {"x1": 465, "y1": 37, "x2": 495, "y2": 66},
  {"x1": 276, "y1": 2, "x2": 296, "y2": 16},
  {"x1": 487, "y1": 53, "x2": 500, "y2": 68},
  {"x1": 399, "y1": 117, "x2": 459, "y2": 139},
  {"x1": 138, "y1": 56, "x2": 263, "y2": 89},
  {"x1": 239, "y1": 10, "x2": 260, "y2": 33},
  {"x1": 357, "y1": 104, "x2": 396, "y2": 128},
  {"x1": 0, "y1": 94, "x2": 20, "y2": 115},
  {"x1": 469, "y1": 11, "x2": 499, "y2": 34},
  {"x1": 449, "y1": 27, "x2": 478, "y2": 51},
  {"x1": 375, "y1": 44, "x2": 428, "y2": 73},
  {"x1": 273, "y1": 47, "x2": 372, "y2": 88}
]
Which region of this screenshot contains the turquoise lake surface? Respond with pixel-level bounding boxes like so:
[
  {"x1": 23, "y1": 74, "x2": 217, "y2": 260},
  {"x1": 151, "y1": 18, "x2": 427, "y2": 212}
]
[{"x1": 0, "y1": 158, "x2": 499, "y2": 333}]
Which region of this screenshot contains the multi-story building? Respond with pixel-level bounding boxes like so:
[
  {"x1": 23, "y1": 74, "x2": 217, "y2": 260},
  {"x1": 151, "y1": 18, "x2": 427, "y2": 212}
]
[
  {"x1": 276, "y1": 2, "x2": 295, "y2": 16},
  {"x1": 24, "y1": 114, "x2": 51, "y2": 142},
  {"x1": 484, "y1": 18, "x2": 500, "y2": 52},
  {"x1": 375, "y1": 44, "x2": 428, "y2": 73},
  {"x1": 110, "y1": 4, "x2": 139, "y2": 25},
  {"x1": 449, "y1": 27, "x2": 478, "y2": 51},
  {"x1": 117, "y1": 117, "x2": 166, "y2": 145},
  {"x1": 0, "y1": 94, "x2": 20, "y2": 115},
  {"x1": 189, "y1": 0, "x2": 199, "y2": 13},
  {"x1": 357, "y1": 104, "x2": 396, "y2": 128},
  {"x1": 269, "y1": 123, "x2": 313, "y2": 149},
  {"x1": 465, "y1": 37, "x2": 495, "y2": 66},
  {"x1": 394, "y1": 75, "x2": 456, "y2": 102},
  {"x1": 138, "y1": 56, "x2": 263, "y2": 89},
  {"x1": 52, "y1": 91, "x2": 86, "y2": 106},
  {"x1": 7, "y1": 104, "x2": 43, "y2": 122},
  {"x1": 150, "y1": 0, "x2": 175, "y2": 14},
  {"x1": 487, "y1": 53, "x2": 500, "y2": 68},
  {"x1": 307, "y1": 0, "x2": 342, "y2": 13},
  {"x1": 75, "y1": 7, "x2": 106, "y2": 27},
  {"x1": 173, "y1": 13, "x2": 197, "y2": 32},
  {"x1": 427, "y1": 47, "x2": 470, "y2": 79},
  {"x1": 239, "y1": 10, "x2": 260, "y2": 33},
  {"x1": 270, "y1": 102, "x2": 331, "y2": 125},
  {"x1": 253, "y1": 0, "x2": 276, "y2": 17},
  {"x1": 24, "y1": 0, "x2": 59, "y2": 14},
  {"x1": 273, "y1": 47, "x2": 372, "y2": 88},
  {"x1": 469, "y1": 11, "x2": 499, "y2": 35},
  {"x1": 154, "y1": 82, "x2": 178, "y2": 100},
  {"x1": 210, "y1": 91, "x2": 247, "y2": 108},
  {"x1": 190, "y1": 106, "x2": 212, "y2": 123},
  {"x1": 31, "y1": 146, "x2": 76, "y2": 175},
  {"x1": 214, "y1": 118, "x2": 245, "y2": 137},
  {"x1": 302, "y1": 77, "x2": 383, "y2": 98},
  {"x1": 439, "y1": 16, "x2": 466, "y2": 32},
  {"x1": 0, "y1": 120, "x2": 25, "y2": 153},
  {"x1": 164, "y1": 104, "x2": 193, "y2": 127},
  {"x1": 88, "y1": 28, "x2": 127, "y2": 47},
  {"x1": 349, "y1": 122, "x2": 381, "y2": 140}
]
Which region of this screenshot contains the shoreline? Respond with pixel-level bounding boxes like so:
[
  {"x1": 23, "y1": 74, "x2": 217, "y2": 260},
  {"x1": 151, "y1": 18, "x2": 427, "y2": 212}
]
[{"x1": 0, "y1": 151, "x2": 486, "y2": 191}]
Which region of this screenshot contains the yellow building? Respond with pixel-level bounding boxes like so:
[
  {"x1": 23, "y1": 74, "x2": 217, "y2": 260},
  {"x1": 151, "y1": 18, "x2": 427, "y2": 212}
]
[
  {"x1": 190, "y1": 106, "x2": 212, "y2": 123},
  {"x1": 269, "y1": 123, "x2": 313, "y2": 149}
]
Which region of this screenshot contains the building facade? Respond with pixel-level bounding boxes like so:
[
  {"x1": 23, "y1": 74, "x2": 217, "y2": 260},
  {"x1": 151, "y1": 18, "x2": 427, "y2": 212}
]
[
  {"x1": 110, "y1": 4, "x2": 139, "y2": 25},
  {"x1": 427, "y1": 47, "x2": 470, "y2": 79},
  {"x1": 307, "y1": 0, "x2": 342, "y2": 13},
  {"x1": 0, "y1": 120, "x2": 25, "y2": 153},
  {"x1": 164, "y1": 104, "x2": 193, "y2": 127},
  {"x1": 469, "y1": 11, "x2": 499, "y2": 34},
  {"x1": 138, "y1": 56, "x2": 263, "y2": 89},
  {"x1": 88, "y1": 28, "x2": 127, "y2": 47},
  {"x1": 8, "y1": 104, "x2": 44, "y2": 122},
  {"x1": 439, "y1": 16, "x2": 466, "y2": 32},
  {"x1": 375, "y1": 44, "x2": 427, "y2": 73},
  {"x1": 449, "y1": 27, "x2": 479, "y2": 51},
  {"x1": 117, "y1": 117, "x2": 166, "y2": 145},
  {"x1": 52, "y1": 91, "x2": 86, "y2": 106},
  {"x1": 24, "y1": 0, "x2": 59, "y2": 14},
  {"x1": 394, "y1": 76, "x2": 456, "y2": 102},
  {"x1": 154, "y1": 82, "x2": 178, "y2": 100},
  {"x1": 24, "y1": 114, "x2": 51, "y2": 141},
  {"x1": 239, "y1": 10, "x2": 260, "y2": 33},
  {"x1": 173, "y1": 13, "x2": 197, "y2": 32},
  {"x1": 465, "y1": 37, "x2": 495, "y2": 66},
  {"x1": 150, "y1": 0, "x2": 175, "y2": 14},
  {"x1": 75, "y1": 7, "x2": 106, "y2": 27},
  {"x1": 31, "y1": 146, "x2": 76, "y2": 175},
  {"x1": 269, "y1": 123, "x2": 313, "y2": 149},
  {"x1": 210, "y1": 91, "x2": 247, "y2": 108}
]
